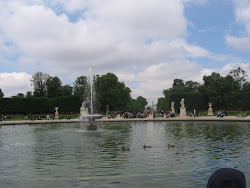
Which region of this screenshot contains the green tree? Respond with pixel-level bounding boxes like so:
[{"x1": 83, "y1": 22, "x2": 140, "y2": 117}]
[
  {"x1": 242, "y1": 82, "x2": 250, "y2": 94},
  {"x1": 173, "y1": 79, "x2": 184, "y2": 87},
  {"x1": 17, "y1": 93, "x2": 25, "y2": 98},
  {"x1": 73, "y1": 76, "x2": 87, "y2": 101},
  {"x1": 30, "y1": 72, "x2": 50, "y2": 97},
  {"x1": 46, "y1": 76, "x2": 62, "y2": 98},
  {"x1": 203, "y1": 72, "x2": 238, "y2": 108},
  {"x1": 0, "y1": 89, "x2": 4, "y2": 98},
  {"x1": 96, "y1": 73, "x2": 131, "y2": 112},
  {"x1": 26, "y1": 91, "x2": 33, "y2": 98},
  {"x1": 185, "y1": 81, "x2": 200, "y2": 93},
  {"x1": 61, "y1": 85, "x2": 73, "y2": 96},
  {"x1": 229, "y1": 66, "x2": 248, "y2": 88},
  {"x1": 157, "y1": 97, "x2": 168, "y2": 111},
  {"x1": 136, "y1": 96, "x2": 148, "y2": 110}
]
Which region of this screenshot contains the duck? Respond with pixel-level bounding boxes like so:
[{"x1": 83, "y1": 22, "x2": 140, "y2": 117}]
[
  {"x1": 168, "y1": 144, "x2": 175, "y2": 148},
  {"x1": 122, "y1": 146, "x2": 130, "y2": 151},
  {"x1": 143, "y1": 145, "x2": 152, "y2": 148}
]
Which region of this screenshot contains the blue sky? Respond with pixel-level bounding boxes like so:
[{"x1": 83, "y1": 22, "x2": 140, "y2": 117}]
[{"x1": 0, "y1": 0, "x2": 250, "y2": 103}]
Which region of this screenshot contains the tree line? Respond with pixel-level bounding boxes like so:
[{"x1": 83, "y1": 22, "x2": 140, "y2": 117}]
[
  {"x1": 0, "y1": 72, "x2": 148, "y2": 114},
  {"x1": 157, "y1": 67, "x2": 250, "y2": 111}
]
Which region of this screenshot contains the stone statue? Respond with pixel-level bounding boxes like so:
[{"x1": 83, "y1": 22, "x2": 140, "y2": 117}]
[
  {"x1": 171, "y1": 101, "x2": 175, "y2": 114},
  {"x1": 80, "y1": 101, "x2": 89, "y2": 116},
  {"x1": 171, "y1": 101, "x2": 175, "y2": 108},
  {"x1": 180, "y1": 98, "x2": 185, "y2": 107}
]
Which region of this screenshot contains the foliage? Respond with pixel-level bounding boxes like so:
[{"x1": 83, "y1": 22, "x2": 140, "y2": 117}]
[
  {"x1": 96, "y1": 73, "x2": 131, "y2": 112},
  {"x1": 30, "y1": 72, "x2": 50, "y2": 97},
  {"x1": 229, "y1": 66, "x2": 248, "y2": 87},
  {"x1": 61, "y1": 85, "x2": 73, "y2": 96},
  {"x1": 46, "y1": 76, "x2": 62, "y2": 98},
  {"x1": 26, "y1": 91, "x2": 33, "y2": 98},
  {"x1": 157, "y1": 97, "x2": 169, "y2": 111},
  {"x1": 202, "y1": 73, "x2": 239, "y2": 108},
  {"x1": 0, "y1": 89, "x2": 4, "y2": 98},
  {"x1": 169, "y1": 94, "x2": 209, "y2": 111},
  {"x1": 173, "y1": 79, "x2": 184, "y2": 86},
  {"x1": 125, "y1": 96, "x2": 148, "y2": 112},
  {"x1": 0, "y1": 96, "x2": 81, "y2": 114},
  {"x1": 73, "y1": 76, "x2": 87, "y2": 101}
]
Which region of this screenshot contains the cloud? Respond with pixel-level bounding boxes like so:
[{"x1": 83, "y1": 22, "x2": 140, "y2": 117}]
[
  {"x1": 0, "y1": 72, "x2": 32, "y2": 97},
  {"x1": 118, "y1": 62, "x2": 250, "y2": 104},
  {"x1": 0, "y1": 0, "x2": 211, "y2": 76},
  {"x1": 226, "y1": 0, "x2": 250, "y2": 50},
  {"x1": 1, "y1": 0, "x2": 240, "y2": 103}
]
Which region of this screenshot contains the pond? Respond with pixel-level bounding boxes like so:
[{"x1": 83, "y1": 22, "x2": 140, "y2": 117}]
[{"x1": 0, "y1": 121, "x2": 249, "y2": 187}]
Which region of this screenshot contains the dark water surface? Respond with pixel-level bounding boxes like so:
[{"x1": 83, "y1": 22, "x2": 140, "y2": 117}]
[{"x1": 0, "y1": 121, "x2": 249, "y2": 188}]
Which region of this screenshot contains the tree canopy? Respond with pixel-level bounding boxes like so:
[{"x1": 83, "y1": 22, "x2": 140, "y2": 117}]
[
  {"x1": 96, "y1": 73, "x2": 131, "y2": 112},
  {"x1": 158, "y1": 67, "x2": 250, "y2": 111},
  {"x1": 0, "y1": 89, "x2": 4, "y2": 98}
]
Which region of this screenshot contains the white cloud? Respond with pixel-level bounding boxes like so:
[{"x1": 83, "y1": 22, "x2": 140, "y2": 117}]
[
  {"x1": 0, "y1": 72, "x2": 32, "y2": 97},
  {"x1": 1, "y1": 0, "x2": 240, "y2": 104},
  {"x1": 0, "y1": 0, "x2": 210, "y2": 77},
  {"x1": 226, "y1": 0, "x2": 250, "y2": 50}
]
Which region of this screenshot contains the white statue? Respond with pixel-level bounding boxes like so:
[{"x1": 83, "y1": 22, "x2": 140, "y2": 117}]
[
  {"x1": 180, "y1": 98, "x2": 185, "y2": 107},
  {"x1": 171, "y1": 101, "x2": 175, "y2": 109},
  {"x1": 80, "y1": 101, "x2": 88, "y2": 116}
]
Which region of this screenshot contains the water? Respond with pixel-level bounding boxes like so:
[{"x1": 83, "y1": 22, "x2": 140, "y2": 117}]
[{"x1": 0, "y1": 121, "x2": 249, "y2": 187}]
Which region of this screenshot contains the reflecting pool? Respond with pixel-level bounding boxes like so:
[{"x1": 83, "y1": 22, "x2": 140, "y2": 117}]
[{"x1": 0, "y1": 121, "x2": 249, "y2": 187}]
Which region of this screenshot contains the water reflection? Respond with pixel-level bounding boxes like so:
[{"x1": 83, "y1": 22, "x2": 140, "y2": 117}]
[{"x1": 0, "y1": 121, "x2": 249, "y2": 187}]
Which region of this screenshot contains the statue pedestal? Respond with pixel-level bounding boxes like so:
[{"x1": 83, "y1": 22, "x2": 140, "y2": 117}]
[
  {"x1": 207, "y1": 103, "x2": 213, "y2": 116},
  {"x1": 180, "y1": 107, "x2": 187, "y2": 117},
  {"x1": 208, "y1": 108, "x2": 213, "y2": 115}
]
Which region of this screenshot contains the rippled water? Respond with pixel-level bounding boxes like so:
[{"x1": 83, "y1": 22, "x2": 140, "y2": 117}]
[{"x1": 0, "y1": 121, "x2": 249, "y2": 187}]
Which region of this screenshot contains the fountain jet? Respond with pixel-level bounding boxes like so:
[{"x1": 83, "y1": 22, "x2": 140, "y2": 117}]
[{"x1": 80, "y1": 68, "x2": 102, "y2": 130}]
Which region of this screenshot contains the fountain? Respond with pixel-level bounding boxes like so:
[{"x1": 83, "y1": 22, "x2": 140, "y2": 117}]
[{"x1": 80, "y1": 68, "x2": 102, "y2": 130}]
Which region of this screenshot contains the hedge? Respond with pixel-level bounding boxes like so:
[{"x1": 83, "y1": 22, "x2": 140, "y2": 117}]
[
  {"x1": 170, "y1": 94, "x2": 209, "y2": 112},
  {"x1": 169, "y1": 94, "x2": 250, "y2": 112},
  {"x1": 0, "y1": 96, "x2": 81, "y2": 114}
]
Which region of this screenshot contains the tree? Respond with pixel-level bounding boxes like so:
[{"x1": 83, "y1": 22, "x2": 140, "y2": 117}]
[
  {"x1": 229, "y1": 66, "x2": 248, "y2": 88},
  {"x1": 96, "y1": 73, "x2": 131, "y2": 112},
  {"x1": 173, "y1": 79, "x2": 184, "y2": 87},
  {"x1": 73, "y1": 76, "x2": 87, "y2": 101},
  {"x1": 0, "y1": 89, "x2": 4, "y2": 98},
  {"x1": 136, "y1": 96, "x2": 148, "y2": 111},
  {"x1": 30, "y1": 72, "x2": 50, "y2": 97},
  {"x1": 46, "y1": 76, "x2": 62, "y2": 98},
  {"x1": 157, "y1": 97, "x2": 168, "y2": 111},
  {"x1": 203, "y1": 72, "x2": 238, "y2": 108},
  {"x1": 26, "y1": 91, "x2": 33, "y2": 98},
  {"x1": 16, "y1": 93, "x2": 25, "y2": 98},
  {"x1": 61, "y1": 85, "x2": 73, "y2": 96},
  {"x1": 242, "y1": 82, "x2": 250, "y2": 94},
  {"x1": 185, "y1": 81, "x2": 200, "y2": 93}
]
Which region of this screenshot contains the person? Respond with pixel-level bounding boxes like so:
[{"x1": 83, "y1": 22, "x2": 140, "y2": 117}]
[
  {"x1": 191, "y1": 108, "x2": 196, "y2": 117},
  {"x1": 67, "y1": 115, "x2": 71, "y2": 120},
  {"x1": 241, "y1": 112, "x2": 248, "y2": 117},
  {"x1": 46, "y1": 114, "x2": 50, "y2": 120},
  {"x1": 217, "y1": 110, "x2": 222, "y2": 117},
  {"x1": 207, "y1": 168, "x2": 246, "y2": 188}
]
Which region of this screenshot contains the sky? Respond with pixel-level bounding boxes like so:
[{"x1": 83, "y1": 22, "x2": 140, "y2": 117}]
[{"x1": 0, "y1": 0, "x2": 250, "y2": 104}]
